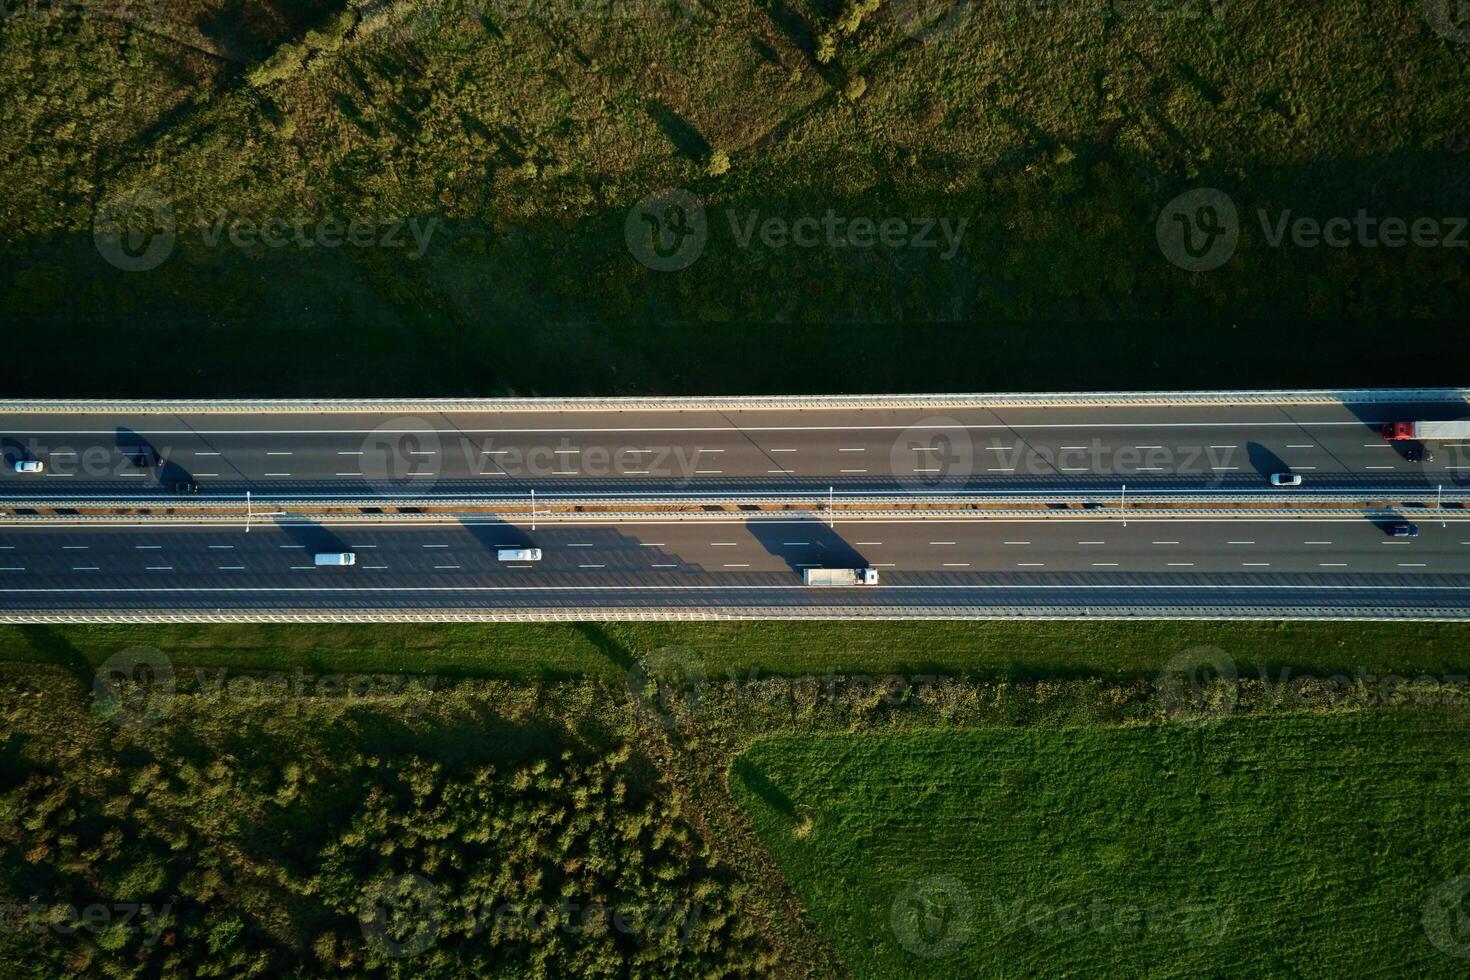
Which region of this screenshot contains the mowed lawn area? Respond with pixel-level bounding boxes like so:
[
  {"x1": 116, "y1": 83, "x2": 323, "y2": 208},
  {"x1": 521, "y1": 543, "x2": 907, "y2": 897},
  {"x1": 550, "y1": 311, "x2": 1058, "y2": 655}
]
[
  {"x1": 732, "y1": 714, "x2": 1470, "y2": 978},
  {"x1": 5, "y1": 620, "x2": 1470, "y2": 681}
]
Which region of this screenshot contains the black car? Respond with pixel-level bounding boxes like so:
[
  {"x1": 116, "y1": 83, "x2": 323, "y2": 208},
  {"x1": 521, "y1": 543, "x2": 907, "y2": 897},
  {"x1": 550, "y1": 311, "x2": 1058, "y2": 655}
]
[
  {"x1": 1404, "y1": 446, "x2": 1435, "y2": 463},
  {"x1": 1389, "y1": 523, "x2": 1420, "y2": 538},
  {"x1": 173, "y1": 480, "x2": 200, "y2": 495}
]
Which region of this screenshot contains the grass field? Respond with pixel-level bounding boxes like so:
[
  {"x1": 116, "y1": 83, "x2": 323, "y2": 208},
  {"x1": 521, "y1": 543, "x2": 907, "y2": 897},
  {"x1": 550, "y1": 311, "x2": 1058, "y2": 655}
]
[
  {"x1": 6, "y1": 619, "x2": 1470, "y2": 681},
  {"x1": 731, "y1": 714, "x2": 1470, "y2": 977},
  {"x1": 2, "y1": 1, "x2": 1468, "y2": 396}
]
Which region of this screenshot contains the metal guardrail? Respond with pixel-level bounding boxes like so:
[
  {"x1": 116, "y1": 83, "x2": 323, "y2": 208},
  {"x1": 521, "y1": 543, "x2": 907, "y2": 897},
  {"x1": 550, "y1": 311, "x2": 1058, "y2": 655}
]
[
  {"x1": 0, "y1": 388, "x2": 1465, "y2": 414},
  {"x1": 6, "y1": 491, "x2": 1469, "y2": 509},
  {"x1": 0, "y1": 606, "x2": 1465, "y2": 623}
]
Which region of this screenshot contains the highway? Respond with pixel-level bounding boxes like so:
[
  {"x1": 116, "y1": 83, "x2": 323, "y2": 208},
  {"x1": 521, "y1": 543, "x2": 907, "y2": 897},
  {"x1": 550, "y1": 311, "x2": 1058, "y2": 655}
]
[
  {"x1": 1, "y1": 392, "x2": 1468, "y2": 619},
  {"x1": 2, "y1": 399, "x2": 1468, "y2": 499},
  {"x1": 0, "y1": 515, "x2": 1466, "y2": 617}
]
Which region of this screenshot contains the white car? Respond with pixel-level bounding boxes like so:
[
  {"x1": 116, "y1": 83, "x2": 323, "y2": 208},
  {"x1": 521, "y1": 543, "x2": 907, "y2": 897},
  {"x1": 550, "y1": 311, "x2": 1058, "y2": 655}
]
[
  {"x1": 497, "y1": 548, "x2": 542, "y2": 562},
  {"x1": 1270, "y1": 472, "x2": 1303, "y2": 487},
  {"x1": 313, "y1": 552, "x2": 356, "y2": 566},
  {"x1": 13, "y1": 460, "x2": 43, "y2": 474}
]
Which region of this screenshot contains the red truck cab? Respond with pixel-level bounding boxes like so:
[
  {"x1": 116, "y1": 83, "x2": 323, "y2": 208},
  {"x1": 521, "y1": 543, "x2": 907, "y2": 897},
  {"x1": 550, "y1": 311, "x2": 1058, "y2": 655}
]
[{"x1": 1381, "y1": 422, "x2": 1413, "y2": 441}]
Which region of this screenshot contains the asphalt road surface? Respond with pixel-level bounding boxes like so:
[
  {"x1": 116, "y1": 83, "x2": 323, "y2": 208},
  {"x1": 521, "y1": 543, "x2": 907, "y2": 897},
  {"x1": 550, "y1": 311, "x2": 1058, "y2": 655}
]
[
  {"x1": 2, "y1": 396, "x2": 1468, "y2": 617},
  {"x1": 1, "y1": 400, "x2": 1468, "y2": 500},
  {"x1": 0, "y1": 516, "x2": 1466, "y2": 617}
]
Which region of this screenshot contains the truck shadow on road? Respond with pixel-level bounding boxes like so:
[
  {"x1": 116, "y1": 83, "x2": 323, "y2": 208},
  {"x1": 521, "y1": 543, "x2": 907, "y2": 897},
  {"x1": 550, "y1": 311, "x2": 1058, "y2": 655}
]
[
  {"x1": 746, "y1": 517, "x2": 867, "y2": 574},
  {"x1": 272, "y1": 518, "x2": 350, "y2": 557}
]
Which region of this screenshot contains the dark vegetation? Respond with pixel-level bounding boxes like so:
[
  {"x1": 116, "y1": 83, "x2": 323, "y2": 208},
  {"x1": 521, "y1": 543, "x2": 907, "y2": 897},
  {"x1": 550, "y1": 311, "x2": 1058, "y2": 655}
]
[
  {"x1": 0, "y1": 665, "x2": 767, "y2": 976},
  {"x1": 1, "y1": 1, "x2": 1468, "y2": 395}
]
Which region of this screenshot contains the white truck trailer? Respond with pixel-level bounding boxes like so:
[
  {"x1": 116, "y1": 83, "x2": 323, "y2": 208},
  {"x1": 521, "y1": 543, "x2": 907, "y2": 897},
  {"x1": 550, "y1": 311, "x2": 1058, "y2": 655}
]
[
  {"x1": 1381, "y1": 421, "x2": 1470, "y2": 441},
  {"x1": 802, "y1": 567, "x2": 879, "y2": 586}
]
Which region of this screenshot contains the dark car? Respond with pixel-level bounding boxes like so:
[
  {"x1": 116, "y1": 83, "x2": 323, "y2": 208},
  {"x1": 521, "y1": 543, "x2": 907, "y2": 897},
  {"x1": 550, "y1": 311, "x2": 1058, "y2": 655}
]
[
  {"x1": 1404, "y1": 446, "x2": 1435, "y2": 463},
  {"x1": 1389, "y1": 523, "x2": 1420, "y2": 538},
  {"x1": 173, "y1": 480, "x2": 200, "y2": 495}
]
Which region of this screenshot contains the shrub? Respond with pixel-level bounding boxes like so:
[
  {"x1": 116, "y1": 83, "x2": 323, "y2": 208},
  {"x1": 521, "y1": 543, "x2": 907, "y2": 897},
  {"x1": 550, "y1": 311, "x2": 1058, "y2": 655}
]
[
  {"x1": 246, "y1": 43, "x2": 307, "y2": 88},
  {"x1": 815, "y1": 31, "x2": 837, "y2": 64}
]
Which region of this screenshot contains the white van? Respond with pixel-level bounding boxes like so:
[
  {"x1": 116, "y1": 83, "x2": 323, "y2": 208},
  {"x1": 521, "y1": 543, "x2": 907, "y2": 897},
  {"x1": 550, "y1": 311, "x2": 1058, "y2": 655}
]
[
  {"x1": 314, "y1": 552, "x2": 356, "y2": 566},
  {"x1": 497, "y1": 548, "x2": 542, "y2": 562}
]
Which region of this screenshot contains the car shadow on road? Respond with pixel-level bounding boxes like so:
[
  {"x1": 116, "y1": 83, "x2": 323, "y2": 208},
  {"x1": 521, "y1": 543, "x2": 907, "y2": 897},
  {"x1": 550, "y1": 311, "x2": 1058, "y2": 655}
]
[{"x1": 1246, "y1": 441, "x2": 1289, "y2": 482}]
